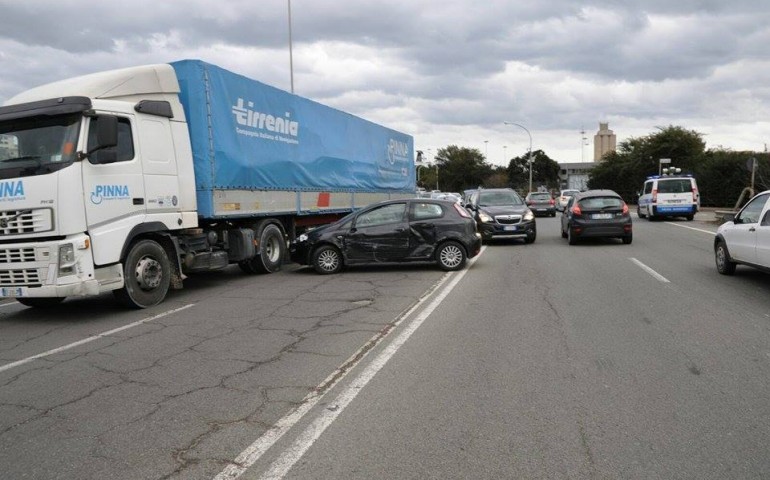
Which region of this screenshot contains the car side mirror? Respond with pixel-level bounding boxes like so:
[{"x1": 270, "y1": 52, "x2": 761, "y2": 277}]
[{"x1": 722, "y1": 213, "x2": 736, "y2": 223}]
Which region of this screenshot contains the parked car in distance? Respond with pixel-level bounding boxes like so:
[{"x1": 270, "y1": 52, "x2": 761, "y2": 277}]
[
  {"x1": 637, "y1": 174, "x2": 699, "y2": 221},
  {"x1": 525, "y1": 192, "x2": 556, "y2": 217},
  {"x1": 714, "y1": 190, "x2": 770, "y2": 275},
  {"x1": 290, "y1": 199, "x2": 482, "y2": 274},
  {"x1": 465, "y1": 188, "x2": 536, "y2": 243},
  {"x1": 557, "y1": 189, "x2": 580, "y2": 211},
  {"x1": 560, "y1": 190, "x2": 633, "y2": 245}
]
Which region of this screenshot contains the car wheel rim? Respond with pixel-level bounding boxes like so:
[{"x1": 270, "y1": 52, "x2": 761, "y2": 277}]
[
  {"x1": 318, "y1": 250, "x2": 339, "y2": 272},
  {"x1": 716, "y1": 247, "x2": 725, "y2": 269},
  {"x1": 440, "y1": 245, "x2": 462, "y2": 268}
]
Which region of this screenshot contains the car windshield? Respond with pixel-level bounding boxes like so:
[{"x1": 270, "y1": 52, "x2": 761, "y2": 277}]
[
  {"x1": 579, "y1": 196, "x2": 623, "y2": 209},
  {"x1": 0, "y1": 114, "x2": 81, "y2": 180},
  {"x1": 478, "y1": 191, "x2": 523, "y2": 206}
]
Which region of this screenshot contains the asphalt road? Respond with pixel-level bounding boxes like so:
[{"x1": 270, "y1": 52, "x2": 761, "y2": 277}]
[{"x1": 2, "y1": 213, "x2": 770, "y2": 479}]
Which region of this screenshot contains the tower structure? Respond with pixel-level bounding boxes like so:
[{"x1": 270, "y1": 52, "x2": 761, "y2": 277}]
[{"x1": 594, "y1": 122, "x2": 616, "y2": 161}]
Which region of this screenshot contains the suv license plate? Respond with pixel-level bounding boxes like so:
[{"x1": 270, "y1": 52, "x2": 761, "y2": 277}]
[
  {"x1": 504, "y1": 225, "x2": 518, "y2": 231},
  {"x1": 1, "y1": 287, "x2": 23, "y2": 297},
  {"x1": 592, "y1": 213, "x2": 613, "y2": 219}
]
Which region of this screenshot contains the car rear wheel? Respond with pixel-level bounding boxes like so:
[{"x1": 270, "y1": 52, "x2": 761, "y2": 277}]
[
  {"x1": 686, "y1": 214, "x2": 694, "y2": 221},
  {"x1": 622, "y1": 234, "x2": 633, "y2": 245},
  {"x1": 312, "y1": 245, "x2": 343, "y2": 274},
  {"x1": 436, "y1": 241, "x2": 466, "y2": 271},
  {"x1": 715, "y1": 241, "x2": 736, "y2": 275},
  {"x1": 567, "y1": 226, "x2": 578, "y2": 245}
]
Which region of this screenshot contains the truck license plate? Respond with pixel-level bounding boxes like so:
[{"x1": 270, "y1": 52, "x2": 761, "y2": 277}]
[{"x1": 1, "y1": 287, "x2": 23, "y2": 297}]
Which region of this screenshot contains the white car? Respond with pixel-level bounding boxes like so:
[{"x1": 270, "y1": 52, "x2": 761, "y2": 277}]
[
  {"x1": 557, "y1": 189, "x2": 580, "y2": 211},
  {"x1": 714, "y1": 190, "x2": 770, "y2": 275}
]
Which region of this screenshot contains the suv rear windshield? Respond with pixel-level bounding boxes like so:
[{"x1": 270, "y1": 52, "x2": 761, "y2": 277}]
[{"x1": 657, "y1": 179, "x2": 692, "y2": 193}]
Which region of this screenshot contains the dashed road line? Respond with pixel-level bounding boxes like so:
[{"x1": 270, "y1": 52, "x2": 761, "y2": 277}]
[{"x1": 630, "y1": 258, "x2": 670, "y2": 283}]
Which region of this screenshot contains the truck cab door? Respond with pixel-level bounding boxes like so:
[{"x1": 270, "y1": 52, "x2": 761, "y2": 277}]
[{"x1": 82, "y1": 115, "x2": 146, "y2": 265}]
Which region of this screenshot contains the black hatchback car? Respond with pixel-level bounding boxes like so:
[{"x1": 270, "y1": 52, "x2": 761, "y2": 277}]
[
  {"x1": 290, "y1": 199, "x2": 482, "y2": 274},
  {"x1": 560, "y1": 189, "x2": 633, "y2": 245}
]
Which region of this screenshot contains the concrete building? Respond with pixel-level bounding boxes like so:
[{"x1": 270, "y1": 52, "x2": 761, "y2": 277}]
[
  {"x1": 558, "y1": 162, "x2": 596, "y2": 191},
  {"x1": 594, "y1": 122, "x2": 616, "y2": 161}
]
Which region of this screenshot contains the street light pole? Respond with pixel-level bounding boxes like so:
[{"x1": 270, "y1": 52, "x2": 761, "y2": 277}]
[
  {"x1": 287, "y1": 0, "x2": 294, "y2": 93},
  {"x1": 503, "y1": 122, "x2": 533, "y2": 193}
]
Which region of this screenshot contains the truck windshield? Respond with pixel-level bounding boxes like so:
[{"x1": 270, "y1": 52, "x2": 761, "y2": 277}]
[{"x1": 0, "y1": 114, "x2": 81, "y2": 180}]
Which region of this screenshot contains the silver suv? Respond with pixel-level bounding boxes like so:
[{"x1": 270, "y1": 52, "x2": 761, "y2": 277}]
[{"x1": 714, "y1": 190, "x2": 770, "y2": 275}]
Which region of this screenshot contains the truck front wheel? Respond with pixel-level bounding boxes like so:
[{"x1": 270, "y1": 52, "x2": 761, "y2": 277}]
[{"x1": 115, "y1": 239, "x2": 171, "y2": 308}]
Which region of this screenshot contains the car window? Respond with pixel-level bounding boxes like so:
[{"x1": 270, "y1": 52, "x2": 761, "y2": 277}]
[
  {"x1": 578, "y1": 196, "x2": 623, "y2": 209},
  {"x1": 643, "y1": 182, "x2": 653, "y2": 194},
  {"x1": 355, "y1": 203, "x2": 406, "y2": 227},
  {"x1": 762, "y1": 210, "x2": 770, "y2": 227},
  {"x1": 478, "y1": 191, "x2": 522, "y2": 206},
  {"x1": 657, "y1": 179, "x2": 692, "y2": 194},
  {"x1": 410, "y1": 202, "x2": 444, "y2": 220},
  {"x1": 736, "y1": 193, "x2": 770, "y2": 224}
]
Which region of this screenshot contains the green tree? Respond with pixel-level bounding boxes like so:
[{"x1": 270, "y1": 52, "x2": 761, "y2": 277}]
[
  {"x1": 505, "y1": 149, "x2": 560, "y2": 192},
  {"x1": 433, "y1": 145, "x2": 493, "y2": 192}
]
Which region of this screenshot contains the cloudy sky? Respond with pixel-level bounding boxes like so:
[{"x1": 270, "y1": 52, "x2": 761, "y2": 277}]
[{"x1": 1, "y1": 1, "x2": 769, "y2": 166}]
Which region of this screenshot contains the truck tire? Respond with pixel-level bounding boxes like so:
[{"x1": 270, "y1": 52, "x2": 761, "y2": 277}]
[
  {"x1": 16, "y1": 297, "x2": 65, "y2": 308},
  {"x1": 114, "y1": 239, "x2": 171, "y2": 308},
  {"x1": 239, "y1": 223, "x2": 285, "y2": 274}
]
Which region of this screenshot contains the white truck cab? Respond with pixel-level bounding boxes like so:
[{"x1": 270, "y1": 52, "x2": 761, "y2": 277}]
[{"x1": 637, "y1": 173, "x2": 699, "y2": 221}]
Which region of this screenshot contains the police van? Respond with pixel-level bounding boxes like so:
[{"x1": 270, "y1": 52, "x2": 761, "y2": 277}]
[{"x1": 637, "y1": 172, "x2": 699, "y2": 221}]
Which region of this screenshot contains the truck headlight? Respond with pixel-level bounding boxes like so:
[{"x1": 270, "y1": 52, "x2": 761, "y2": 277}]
[{"x1": 59, "y1": 243, "x2": 76, "y2": 275}]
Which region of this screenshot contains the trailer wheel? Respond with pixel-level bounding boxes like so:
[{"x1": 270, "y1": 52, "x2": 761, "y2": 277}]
[
  {"x1": 114, "y1": 239, "x2": 171, "y2": 308},
  {"x1": 16, "y1": 297, "x2": 65, "y2": 308},
  {"x1": 239, "y1": 223, "x2": 285, "y2": 274}
]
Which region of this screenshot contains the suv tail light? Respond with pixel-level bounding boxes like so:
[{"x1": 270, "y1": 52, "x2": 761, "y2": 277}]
[
  {"x1": 571, "y1": 204, "x2": 582, "y2": 216},
  {"x1": 453, "y1": 203, "x2": 471, "y2": 218},
  {"x1": 652, "y1": 189, "x2": 658, "y2": 203},
  {"x1": 692, "y1": 186, "x2": 698, "y2": 202},
  {"x1": 622, "y1": 202, "x2": 629, "y2": 215},
  {"x1": 549, "y1": 199, "x2": 555, "y2": 206}
]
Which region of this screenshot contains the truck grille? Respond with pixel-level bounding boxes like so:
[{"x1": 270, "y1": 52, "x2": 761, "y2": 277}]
[
  {"x1": 0, "y1": 208, "x2": 53, "y2": 236},
  {"x1": 0, "y1": 248, "x2": 36, "y2": 263},
  {"x1": 0, "y1": 269, "x2": 41, "y2": 287}
]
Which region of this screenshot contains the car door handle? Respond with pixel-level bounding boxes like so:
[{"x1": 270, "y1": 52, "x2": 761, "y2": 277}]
[
  {"x1": 394, "y1": 227, "x2": 407, "y2": 233},
  {"x1": 750, "y1": 227, "x2": 756, "y2": 232},
  {"x1": 413, "y1": 223, "x2": 434, "y2": 228}
]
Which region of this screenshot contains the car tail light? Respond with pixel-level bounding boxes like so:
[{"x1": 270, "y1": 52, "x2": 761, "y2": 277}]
[
  {"x1": 453, "y1": 203, "x2": 471, "y2": 218},
  {"x1": 571, "y1": 204, "x2": 582, "y2": 216},
  {"x1": 692, "y1": 186, "x2": 698, "y2": 202},
  {"x1": 622, "y1": 202, "x2": 629, "y2": 214},
  {"x1": 549, "y1": 199, "x2": 555, "y2": 206},
  {"x1": 652, "y1": 189, "x2": 657, "y2": 203}
]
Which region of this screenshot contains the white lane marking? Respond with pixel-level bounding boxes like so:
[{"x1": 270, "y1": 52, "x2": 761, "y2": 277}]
[
  {"x1": 0, "y1": 304, "x2": 194, "y2": 374},
  {"x1": 630, "y1": 258, "x2": 670, "y2": 283},
  {"x1": 213, "y1": 249, "x2": 485, "y2": 480},
  {"x1": 0, "y1": 302, "x2": 18, "y2": 308},
  {"x1": 664, "y1": 221, "x2": 716, "y2": 235}
]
